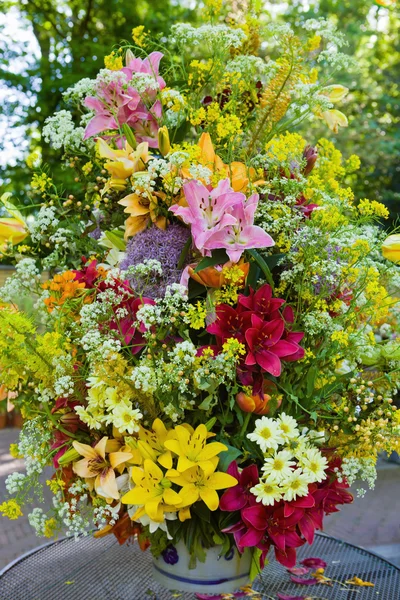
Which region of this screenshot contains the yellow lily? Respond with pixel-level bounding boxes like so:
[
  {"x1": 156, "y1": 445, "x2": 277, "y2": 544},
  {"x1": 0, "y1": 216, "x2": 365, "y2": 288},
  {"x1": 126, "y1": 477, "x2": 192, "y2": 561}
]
[
  {"x1": 72, "y1": 437, "x2": 133, "y2": 501},
  {"x1": 164, "y1": 423, "x2": 227, "y2": 473},
  {"x1": 121, "y1": 459, "x2": 182, "y2": 522},
  {"x1": 0, "y1": 193, "x2": 28, "y2": 249},
  {"x1": 97, "y1": 138, "x2": 149, "y2": 192},
  {"x1": 135, "y1": 418, "x2": 176, "y2": 469},
  {"x1": 167, "y1": 459, "x2": 237, "y2": 511},
  {"x1": 382, "y1": 234, "x2": 400, "y2": 263}
]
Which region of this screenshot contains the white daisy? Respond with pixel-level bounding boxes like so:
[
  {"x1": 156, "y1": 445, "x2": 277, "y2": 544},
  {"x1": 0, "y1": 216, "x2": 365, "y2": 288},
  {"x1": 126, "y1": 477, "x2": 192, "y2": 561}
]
[
  {"x1": 247, "y1": 417, "x2": 284, "y2": 453},
  {"x1": 298, "y1": 447, "x2": 328, "y2": 483},
  {"x1": 110, "y1": 403, "x2": 143, "y2": 434},
  {"x1": 281, "y1": 468, "x2": 310, "y2": 502},
  {"x1": 277, "y1": 413, "x2": 300, "y2": 441},
  {"x1": 261, "y1": 450, "x2": 296, "y2": 483},
  {"x1": 250, "y1": 477, "x2": 283, "y2": 506}
]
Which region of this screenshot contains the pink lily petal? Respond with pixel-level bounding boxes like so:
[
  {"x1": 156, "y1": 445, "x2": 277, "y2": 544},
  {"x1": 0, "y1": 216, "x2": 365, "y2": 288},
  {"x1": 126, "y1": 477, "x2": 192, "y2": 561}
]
[
  {"x1": 287, "y1": 567, "x2": 310, "y2": 576},
  {"x1": 300, "y1": 557, "x2": 327, "y2": 569},
  {"x1": 289, "y1": 575, "x2": 317, "y2": 585}
]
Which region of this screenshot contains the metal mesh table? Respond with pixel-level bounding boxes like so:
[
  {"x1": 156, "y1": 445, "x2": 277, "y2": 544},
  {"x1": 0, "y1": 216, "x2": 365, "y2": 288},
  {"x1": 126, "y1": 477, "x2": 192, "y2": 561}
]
[{"x1": 1, "y1": 532, "x2": 399, "y2": 599}]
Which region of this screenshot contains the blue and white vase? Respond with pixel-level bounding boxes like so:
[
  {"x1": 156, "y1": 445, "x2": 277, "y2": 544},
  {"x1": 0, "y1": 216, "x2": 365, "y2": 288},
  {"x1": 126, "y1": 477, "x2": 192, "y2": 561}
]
[{"x1": 152, "y1": 540, "x2": 252, "y2": 594}]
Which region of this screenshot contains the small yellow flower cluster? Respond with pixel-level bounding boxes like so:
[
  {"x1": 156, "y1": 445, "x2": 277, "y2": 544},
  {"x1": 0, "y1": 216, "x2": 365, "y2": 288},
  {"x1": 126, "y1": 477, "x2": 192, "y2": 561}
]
[
  {"x1": 216, "y1": 113, "x2": 242, "y2": 142},
  {"x1": 330, "y1": 330, "x2": 350, "y2": 347},
  {"x1": 9, "y1": 443, "x2": 22, "y2": 459},
  {"x1": 0, "y1": 499, "x2": 23, "y2": 520},
  {"x1": 104, "y1": 50, "x2": 123, "y2": 71},
  {"x1": 221, "y1": 338, "x2": 246, "y2": 359},
  {"x1": 265, "y1": 132, "x2": 306, "y2": 164},
  {"x1": 132, "y1": 25, "x2": 147, "y2": 48},
  {"x1": 358, "y1": 199, "x2": 389, "y2": 219},
  {"x1": 186, "y1": 301, "x2": 207, "y2": 330},
  {"x1": 43, "y1": 518, "x2": 58, "y2": 538},
  {"x1": 306, "y1": 34, "x2": 322, "y2": 51},
  {"x1": 82, "y1": 161, "x2": 93, "y2": 176},
  {"x1": 46, "y1": 478, "x2": 66, "y2": 494},
  {"x1": 188, "y1": 59, "x2": 213, "y2": 89},
  {"x1": 311, "y1": 205, "x2": 349, "y2": 230},
  {"x1": 31, "y1": 172, "x2": 52, "y2": 193}
]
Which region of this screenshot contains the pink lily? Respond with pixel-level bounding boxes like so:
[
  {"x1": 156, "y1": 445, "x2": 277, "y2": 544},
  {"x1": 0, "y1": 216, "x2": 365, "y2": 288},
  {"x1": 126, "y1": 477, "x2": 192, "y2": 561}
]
[
  {"x1": 170, "y1": 178, "x2": 241, "y2": 254},
  {"x1": 239, "y1": 284, "x2": 285, "y2": 319},
  {"x1": 245, "y1": 315, "x2": 300, "y2": 377},
  {"x1": 219, "y1": 462, "x2": 259, "y2": 512},
  {"x1": 205, "y1": 193, "x2": 274, "y2": 262}
]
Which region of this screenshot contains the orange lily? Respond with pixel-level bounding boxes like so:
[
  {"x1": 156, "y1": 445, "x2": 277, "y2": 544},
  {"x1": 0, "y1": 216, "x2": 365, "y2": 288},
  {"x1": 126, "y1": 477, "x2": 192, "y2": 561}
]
[
  {"x1": 181, "y1": 133, "x2": 253, "y2": 193},
  {"x1": 188, "y1": 260, "x2": 250, "y2": 289},
  {"x1": 72, "y1": 437, "x2": 133, "y2": 501}
]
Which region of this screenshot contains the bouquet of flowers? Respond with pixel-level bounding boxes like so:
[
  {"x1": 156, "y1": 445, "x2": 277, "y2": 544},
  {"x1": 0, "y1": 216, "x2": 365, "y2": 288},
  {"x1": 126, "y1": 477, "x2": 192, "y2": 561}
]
[{"x1": 1, "y1": 5, "x2": 399, "y2": 594}]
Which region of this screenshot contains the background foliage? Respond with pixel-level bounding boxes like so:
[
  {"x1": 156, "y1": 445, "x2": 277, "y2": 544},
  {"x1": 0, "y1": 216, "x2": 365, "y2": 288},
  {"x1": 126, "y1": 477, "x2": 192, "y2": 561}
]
[{"x1": 0, "y1": 0, "x2": 399, "y2": 218}]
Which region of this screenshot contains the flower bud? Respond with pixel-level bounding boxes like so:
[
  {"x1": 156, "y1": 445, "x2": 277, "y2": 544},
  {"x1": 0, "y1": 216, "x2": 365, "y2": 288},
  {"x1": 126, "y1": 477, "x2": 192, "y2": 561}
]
[
  {"x1": 382, "y1": 234, "x2": 400, "y2": 263},
  {"x1": 125, "y1": 49, "x2": 135, "y2": 67},
  {"x1": 302, "y1": 145, "x2": 318, "y2": 176},
  {"x1": 158, "y1": 126, "x2": 171, "y2": 157}
]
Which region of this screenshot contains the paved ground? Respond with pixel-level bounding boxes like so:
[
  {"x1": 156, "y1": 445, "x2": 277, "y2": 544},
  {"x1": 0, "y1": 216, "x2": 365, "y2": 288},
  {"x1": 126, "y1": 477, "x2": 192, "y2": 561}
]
[{"x1": 1, "y1": 428, "x2": 400, "y2": 571}]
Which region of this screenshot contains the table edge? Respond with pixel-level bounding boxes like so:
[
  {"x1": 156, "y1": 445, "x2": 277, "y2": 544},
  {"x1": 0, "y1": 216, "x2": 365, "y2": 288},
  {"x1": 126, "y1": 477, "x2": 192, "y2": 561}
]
[{"x1": 1, "y1": 531, "x2": 399, "y2": 579}]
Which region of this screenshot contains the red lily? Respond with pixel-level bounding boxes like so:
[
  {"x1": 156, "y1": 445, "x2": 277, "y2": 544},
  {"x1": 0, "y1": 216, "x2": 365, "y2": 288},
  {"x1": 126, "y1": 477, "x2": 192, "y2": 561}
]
[
  {"x1": 219, "y1": 462, "x2": 259, "y2": 512},
  {"x1": 245, "y1": 315, "x2": 300, "y2": 377},
  {"x1": 238, "y1": 284, "x2": 285, "y2": 319},
  {"x1": 207, "y1": 304, "x2": 252, "y2": 345}
]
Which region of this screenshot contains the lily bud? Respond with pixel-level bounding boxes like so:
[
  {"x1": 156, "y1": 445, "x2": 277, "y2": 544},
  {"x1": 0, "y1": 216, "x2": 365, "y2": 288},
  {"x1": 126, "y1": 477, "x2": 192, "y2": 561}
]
[
  {"x1": 302, "y1": 145, "x2": 318, "y2": 176},
  {"x1": 320, "y1": 109, "x2": 348, "y2": 134},
  {"x1": 320, "y1": 85, "x2": 349, "y2": 103},
  {"x1": 158, "y1": 126, "x2": 171, "y2": 157},
  {"x1": 125, "y1": 49, "x2": 135, "y2": 67},
  {"x1": 0, "y1": 218, "x2": 28, "y2": 248},
  {"x1": 382, "y1": 234, "x2": 400, "y2": 263},
  {"x1": 57, "y1": 447, "x2": 80, "y2": 466},
  {"x1": 122, "y1": 123, "x2": 137, "y2": 150}
]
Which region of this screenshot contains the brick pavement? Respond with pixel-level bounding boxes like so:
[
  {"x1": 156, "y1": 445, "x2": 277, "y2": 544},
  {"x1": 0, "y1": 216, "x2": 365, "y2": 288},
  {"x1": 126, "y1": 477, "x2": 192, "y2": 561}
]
[{"x1": 1, "y1": 428, "x2": 400, "y2": 571}]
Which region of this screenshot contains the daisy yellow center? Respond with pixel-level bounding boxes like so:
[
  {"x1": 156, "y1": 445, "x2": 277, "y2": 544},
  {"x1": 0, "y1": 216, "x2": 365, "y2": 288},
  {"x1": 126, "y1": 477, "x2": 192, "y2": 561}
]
[
  {"x1": 273, "y1": 459, "x2": 284, "y2": 470},
  {"x1": 262, "y1": 483, "x2": 275, "y2": 494},
  {"x1": 290, "y1": 479, "x2": 301, "y2": 490},
  {"x1": 123, "y1": 413, "x2": 132, "y2": 423},
  {"x1": 260, "y1": 427, "x2": 272, "y2": 439},
  {"x1": 309, "y1": 462, "x2": 318, "y2": 472},
  {"x1": 281, "y1": 423, "x2": 290, "y2": 433}
]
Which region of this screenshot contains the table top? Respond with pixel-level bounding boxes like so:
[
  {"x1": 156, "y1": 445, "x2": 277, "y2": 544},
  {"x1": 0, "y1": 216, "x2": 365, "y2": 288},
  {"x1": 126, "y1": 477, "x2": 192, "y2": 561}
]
[{"x1": 0, "y1": 532, "x2": 399, "y2": 600}]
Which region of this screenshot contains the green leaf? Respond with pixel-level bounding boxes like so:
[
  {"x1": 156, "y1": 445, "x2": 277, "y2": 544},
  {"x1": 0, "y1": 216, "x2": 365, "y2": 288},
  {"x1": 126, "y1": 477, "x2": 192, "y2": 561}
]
[
  {"x1": 247, "y1": 249, "x2": 274, "y2": 288},
  {"x1": 194, "y1": 249, "x2": 229, "y2": 273},
  {"x1": 177, "y1": 234, "x2": 192, "y2": 269},
  {"x1": 249, "y1": 548, "x2": 264, "y2": 581},
  {"x1": 192, "y1": 503, "x2": 211, "y2": 523},
  {"x1": 264, "y1": 253, "x2": 285, "y2": 270},
  {"x1": 217, "y1": 443, "x2": 242, "y2": 472},
  {"x1": 306, "y1": 366, "x2": 318, "y2": 398},
  {"x1": 104, "y1": 230, "x2": 126, "y2": 251},
  {"x1": 246, "y1": 261, "x2": 260, "y2": 290}
]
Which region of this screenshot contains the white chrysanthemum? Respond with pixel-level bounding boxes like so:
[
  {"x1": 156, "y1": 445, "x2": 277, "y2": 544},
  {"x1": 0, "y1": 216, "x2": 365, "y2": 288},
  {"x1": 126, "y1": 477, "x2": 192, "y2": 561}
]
[
  {"x1": 110, "y1": 403, "x2": 143, "y2": 434},
  {"x1": 250, "y1": 477, "x2": 283, "y2": 506},
  {"x1": 261, "y1": 450, "x2": 296, "y2": 483},
  {"x1": 247, "y1": 417, "x2": 284, "y2": 453},
  {"x1": 277, "y1": 413, "x2": 300, "y2": 441},
  {"x1": 299, "y1": 448, "x2": 328, "y2": 483},
  {"x1": 281, "y1": 469, "x2": 310, "y2": 502}
]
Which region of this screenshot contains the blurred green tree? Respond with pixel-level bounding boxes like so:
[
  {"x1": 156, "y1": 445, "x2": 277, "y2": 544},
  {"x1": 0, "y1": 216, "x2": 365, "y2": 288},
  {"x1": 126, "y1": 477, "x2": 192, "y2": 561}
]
[
  {"x1": 0, "y1": 0, "x2": 196, "y2": 201},
  {"x1": 284, "y1": 0, "x2": 400, "y2": 221}
]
